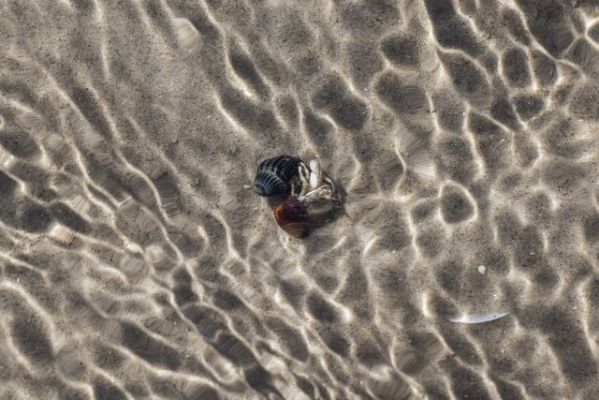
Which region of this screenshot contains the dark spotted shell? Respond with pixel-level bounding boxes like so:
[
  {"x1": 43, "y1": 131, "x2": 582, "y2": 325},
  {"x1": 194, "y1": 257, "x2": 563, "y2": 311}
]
[{"x1": 254, "y1": 155, "x2": 302, "y2": 197}]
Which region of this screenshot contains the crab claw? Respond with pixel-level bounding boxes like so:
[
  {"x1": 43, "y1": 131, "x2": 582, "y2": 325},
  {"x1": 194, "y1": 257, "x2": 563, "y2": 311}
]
[
  {"x1": 308, "y1": 159, "x2": 323, "y2": 190},
  {"x1": 303, "y1": 185, "x2": 340, "y2": 221}
]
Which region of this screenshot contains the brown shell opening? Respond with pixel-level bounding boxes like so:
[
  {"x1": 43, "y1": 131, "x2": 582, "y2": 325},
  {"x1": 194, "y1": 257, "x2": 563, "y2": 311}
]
[{"x1": 273, "y1": 197, "x2": 310, "y2": 238}]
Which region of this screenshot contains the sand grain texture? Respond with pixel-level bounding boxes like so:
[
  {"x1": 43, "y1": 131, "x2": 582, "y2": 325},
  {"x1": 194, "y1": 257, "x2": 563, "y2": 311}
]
[{"x1": 1, "y1": 0, "x2": 599, "y2": 399}]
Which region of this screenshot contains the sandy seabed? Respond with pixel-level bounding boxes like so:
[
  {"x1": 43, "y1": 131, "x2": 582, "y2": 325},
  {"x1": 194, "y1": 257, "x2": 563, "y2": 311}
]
[{"x1": 1, "y1": 1, "x2": 599, "y2": 399}]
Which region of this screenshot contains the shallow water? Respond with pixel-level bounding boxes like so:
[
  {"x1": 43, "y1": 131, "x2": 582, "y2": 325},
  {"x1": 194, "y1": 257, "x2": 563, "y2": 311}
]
[{"x1": 1, "y1": 1, "x2": 599, "y2": 399}]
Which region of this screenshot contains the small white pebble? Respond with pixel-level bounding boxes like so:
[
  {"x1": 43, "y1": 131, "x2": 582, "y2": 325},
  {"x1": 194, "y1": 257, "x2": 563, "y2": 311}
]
[
  {"x1": 243, "y1": 184, "x2": 251, "y2": 189},
  {"x1": 478, "y1": 265, "x2": 486, "y2": 275}
]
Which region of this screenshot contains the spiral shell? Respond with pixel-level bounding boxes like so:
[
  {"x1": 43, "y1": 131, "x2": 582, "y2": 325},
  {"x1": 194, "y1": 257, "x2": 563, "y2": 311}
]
[
  {"x1": 254, "y1": 155, "x2": 302, "y2": 197},
  {"x1": 273, "y1": 196, "x2": 310, "y2": 238}
]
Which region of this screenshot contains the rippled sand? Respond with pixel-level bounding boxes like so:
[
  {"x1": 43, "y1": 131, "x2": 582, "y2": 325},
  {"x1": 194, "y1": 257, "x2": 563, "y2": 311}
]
[{"x1": 1, "y1": 1, "x2": 599, "y2": 399}]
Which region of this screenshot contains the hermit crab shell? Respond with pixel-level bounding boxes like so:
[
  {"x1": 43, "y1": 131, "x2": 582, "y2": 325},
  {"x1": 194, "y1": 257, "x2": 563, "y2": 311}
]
[
  {"x1": 254, "y1": 155, "x2": 302, "y2": 198},
  {"x1": 256, "y1": 155, "x2": 343, "y2": 237}
]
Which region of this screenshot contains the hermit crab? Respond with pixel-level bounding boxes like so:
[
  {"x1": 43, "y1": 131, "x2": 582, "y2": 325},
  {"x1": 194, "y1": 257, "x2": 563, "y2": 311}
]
[{"x1": 254, "y1": 155, "x2": 342, "y2": 237}]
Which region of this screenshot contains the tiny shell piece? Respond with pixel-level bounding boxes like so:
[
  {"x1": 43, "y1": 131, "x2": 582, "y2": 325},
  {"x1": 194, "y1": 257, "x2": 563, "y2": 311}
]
[{"x1": 449, "y1": 312, "x2": 509, "y2": 324}]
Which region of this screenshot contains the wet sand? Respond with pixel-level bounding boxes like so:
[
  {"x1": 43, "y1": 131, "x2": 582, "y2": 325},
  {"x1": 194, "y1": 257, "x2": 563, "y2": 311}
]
[{"x1": 1, "y1": 1, "x2": 599, "y2": 399}]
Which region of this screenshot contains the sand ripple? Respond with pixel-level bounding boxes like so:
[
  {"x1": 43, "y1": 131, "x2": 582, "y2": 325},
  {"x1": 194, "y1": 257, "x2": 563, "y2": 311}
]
[{"x1": 1, "y1": 1, "x2": 599, "y2": 399}]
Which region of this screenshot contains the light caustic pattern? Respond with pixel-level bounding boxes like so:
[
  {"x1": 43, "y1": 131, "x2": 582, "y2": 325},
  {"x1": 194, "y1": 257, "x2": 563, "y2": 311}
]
[{"x1": 1, "y1": 0, "x2": 599, "y2": 399}]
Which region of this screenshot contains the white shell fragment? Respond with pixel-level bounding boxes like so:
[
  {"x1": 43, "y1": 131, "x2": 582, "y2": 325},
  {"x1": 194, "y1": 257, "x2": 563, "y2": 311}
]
[{"x1": 449, "y1": 312, "x2": 509, "y2": 324}]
